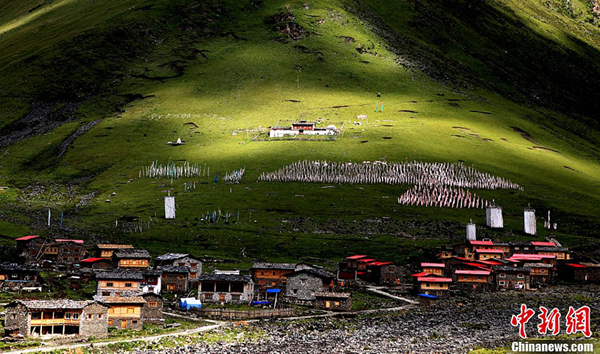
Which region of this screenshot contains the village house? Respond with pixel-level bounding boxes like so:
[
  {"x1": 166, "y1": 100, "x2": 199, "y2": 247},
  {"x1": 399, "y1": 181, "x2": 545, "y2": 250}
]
[
  {"x1": 285, "y1": 268, "x2": 336, "y2": 305},
  {"x1": 142, "y1": 269, "x2": 162, "y2": 295},
  {"x1": 475, "y1": 249, "x2": 505, "y2": 260},
  {"x1": 454, "y1": 270, "x2": 493, "y2": 291},
  {"x1": 155, "y1": 253, "x2": 202, "y2": 280},
  {"x1": 251, "y1": 262, "x2": 297, "y2": 294},
  {"x1": 523, "y1": 262, "x2": 553, "y2": 286},
  {"x1": 534, "y1": 246, "x2": 570, "y2": 261},
  {"x1": 16, "y1": 236, "x2": 85, "y2": 266},
  {"x1": 421, "y1": 262, "x2": 446, "y2": 276},
  {"x1": 415, "y1": 276, "x2": 452, "y2": 298},
  {"x1": 494, "y1": 266, "x2": 531, "y2": 290},
  {"x1": 0, "y1": 263, "x2": 40, "y2": 291},
  {"x1": 509, "y1": 253, "x2": 556, "y2": 267},
  {"x1": 141, "y1": 293, "x2": 164, "y2": 324},
  {"x1": 102, "y1": 295, "x2": 145, "y2": 330},
  {"x1": 80, "y1": 257, "x2": 113, "y2": 270},
  {"x1": 560, "y1": 262, "x2": 600, "y2": 282},
  {"x1": 96, "y1": 271, "x2": 144, "y2": 297},
  {"x1": 95, "y1": 244, "x2": 134, "y2": 258},
  {"x1": 269, "y1": 121, "x2": 338, "y2": 138},
  {"x1": 315, "y1": 292, "x2": 352, "y2": 311},
  {"x1": 160, "y1": 266, "x2": 189, "y2": 294},
  {"x1": 113, "y1": 249, "x2": 151, "y2": 270},
  {"x1": 198, "y1": 274, "x2": 254, "y2": 304},
  {"x1": 4, "y1": 300, "x2": 108, "y2": 338}
]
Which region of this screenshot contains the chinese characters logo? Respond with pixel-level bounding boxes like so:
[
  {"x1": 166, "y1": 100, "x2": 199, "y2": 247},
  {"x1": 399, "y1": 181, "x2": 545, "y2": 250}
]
[{"x1": 511, "y1": 304, "x2": 591, "y2": 338}]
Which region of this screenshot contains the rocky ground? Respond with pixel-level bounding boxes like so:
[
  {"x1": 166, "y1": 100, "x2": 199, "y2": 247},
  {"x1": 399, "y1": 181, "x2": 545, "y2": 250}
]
[{"x1": 133, "y1": 285, "x2": 599, "y2": 354}]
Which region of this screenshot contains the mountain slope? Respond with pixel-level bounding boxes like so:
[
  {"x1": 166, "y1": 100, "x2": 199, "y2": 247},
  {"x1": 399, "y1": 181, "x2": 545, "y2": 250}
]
[{"x1": 0, "y1": 0, "x2": 599, "y2": 264}]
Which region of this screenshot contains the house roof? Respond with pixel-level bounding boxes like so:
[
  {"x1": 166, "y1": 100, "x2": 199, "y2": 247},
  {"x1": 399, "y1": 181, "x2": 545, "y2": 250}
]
[
  {"x1": 455, "y1": 270, "x2": 491, "y2": 275},
  {"x1": 474, "y1": 249, "x2": 504, "y2": 254},
  {"x1": 346, "y1": 255, "x2": 367, "y2": 260},
  {"x1": 102, "y1": 296, "x2": 145, "y2": 304},
  {"x1": 315, "y1": 292, "x2": 351, "y2": 299},
  {"x1": 411, "y1": 272, "x2": 431, "y2": 277},
  {"x1": 421, "y1": 262, "x2": 445, "y2": 268},
  {"x1": 565, "y1": 263, "x2": 586, "y2": 268},
  {"x1": 199, "y1": 274, "x2": 252, "y2": 282},
  {"x1": 251, "y1": 262, "x2": 296, "y2": 270},
  {"x1": 97, "y1": 244, "x2": 134, "y2": 250},
  {"x1": 96, "y1": 271, "x2": 144, "y2": 280},
  {"x1": 530, "y1": 241, "x2": 556, "y2": 247},
  {"x1": 370, "y1": 261, "x2": 393, "y2": 266},
  {"x1": 290, "y1": 267, "x2": 335, "y2": 279},
  {"x1": 494, "y1": 266, "x2": 531, "y2": 272},
  {"x1": 81, "y1": 257, "x2": 110, "y2": 263},
  {"x1": 161, "y1": 266, "x2": 190, "y2": 273},
  {"x1": 534, "y1": 246, "x2": 569, "y2": 252},
  {"x1": 114, "y1": 249, "x2": 151, "y2": 259},
  {"x1": 469, "y1": 240, "x2": 494, "y2": 246},
  {"x1": 155, "y1": 253, "x2": 190, "y2": 261},
  {"x1": 10, "y1": 299, "x2": 102, "y2": 310},
  {"x1": 522, "y1": 263, "x2": 553, "y2": 268},
  {"x1": 511, "y1": 253, "x2": 556, "y2": 260},
  {"x1": 55, "y1": 239, "x2": 84, "y2": 244},
  {"x1": 0, "y1": 263, "x2": 39, "y2": 272},
  {"x1": 417, "y1": 277, "x2": 452, "y2": 283},
  {"x1": 356, "y1": 258, "x2": 376, "y2": 263},
  {"x1": 15, "y1": 235, "x2": 40, "y2": 241}
]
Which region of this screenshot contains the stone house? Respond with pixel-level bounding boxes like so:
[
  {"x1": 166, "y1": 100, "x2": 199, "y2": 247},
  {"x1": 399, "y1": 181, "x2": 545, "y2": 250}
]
[
  {"x1": 523, "y1": 262, "x2": 553, "y2": 286},
  {"x1": 251, "y1": 262, "x2": 296, "y2": 295},
  {"x1": 96, "y1": 271, "x2": 144, "y2": 297},
  {"x1": 141, "y1": 293, "x2": 164, "y2": 324},
  {"x1": 0, "y1": 263, "x2": 40, "y2": 291},
  {"x1": 198, "y1": 274, "x2": 254, "y2": 304},
  {"x1": 285, "y1": 268, "x2": 335, "y2": 305},
  {"x1": 560, "y1": 262, "x2": 600, "y2": 282},
  {"x1": 494, "y1": 266, "x2": 531, "y2": 290},
  {"x1": 315, "y1": 292, "x2": 352, "y2": 311},
  {"x1": 103, "y1": 296, "x2": 145, "y2": 330},
  {"x1": 4, "y1": 300, "x2": 108, "y2": 338},
  {"x1": 160, "y1": 266, "x2": 189, "y2": 294},
  {"x1": 16, "y1": 236, "x2": 85, "y2": 266},
  {"x1": 113, "y1": 249, "x2": 151, "y2": 270},
  {"x1": 155, "y1": 253, "x2": 202, "y2": 280}
]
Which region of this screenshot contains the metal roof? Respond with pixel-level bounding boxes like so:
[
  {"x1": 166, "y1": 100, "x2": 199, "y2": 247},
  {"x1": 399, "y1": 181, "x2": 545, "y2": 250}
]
[
  {"x1": 455, "y1": 270, "x2": 491, "y2": 275},
  {"x1": 251, "y1": 262, "x2": 296, "y2": 270},
  {"x1": 155, "y1": 253, "x2": 190, "y2": 261},
  {"x1": 114, "y1": 249, "x2": 151, "y2": 259},
  {"x1": 421, "y1": 262, "x2": 445, "y2": 268}
]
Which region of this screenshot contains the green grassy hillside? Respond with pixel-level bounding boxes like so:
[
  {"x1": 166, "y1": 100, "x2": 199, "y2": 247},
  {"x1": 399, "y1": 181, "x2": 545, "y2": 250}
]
[{"x1": 0, "y1": 0, "x2": 599, "y2": 267}]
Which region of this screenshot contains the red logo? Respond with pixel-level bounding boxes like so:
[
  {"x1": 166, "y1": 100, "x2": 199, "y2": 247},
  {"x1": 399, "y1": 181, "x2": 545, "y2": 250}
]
[{"x1": 512, "y1": 305, "x2": 592, "y2": 339}]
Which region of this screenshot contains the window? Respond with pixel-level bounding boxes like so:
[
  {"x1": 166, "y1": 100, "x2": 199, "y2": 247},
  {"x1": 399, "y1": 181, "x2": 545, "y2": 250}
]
[
  {"x1": 191, "y1": 263, "x2": 197, "y2": 269},
  {"x1": 178, "y1": 263, "x2": 185, "y2": 267},
  {"x1": 31, "y1": 312, "x2": 41, "y2": 319},
  {"x1": 127, "y1": 308, "x2": 134, "y2": 314},
  {"x1": 190, "y1": 273, "x2": 196, "y2": 278},
  {"x1": 106, "y1": 282, "x2": 114, "y2": 287},
  {"x1": 148, "y1": 302, "x2": 158, "y2": 308},
  {"x1": 462, "y1": 276, "x2": 468, "y2": 280},
  {"x1": 292, "y1": 289, "x2": 298, "y2": 295},
  {"x1": 132, "y1": 320, "x2": 138, "y2": 325},
  {"x1": 334, "y1": 301, "x2": 340, "y2": 306},
  {"x1": 98, "y1": 314, "x2": 103, "y2": 319},
  {"x1": 499, "y1": 281, "x2": 505, "y2": 285},
  {"x1": 125, "y1": 283, "x2": 132, "y2": 287},
  {"x1": 65, "y1": 313, "x2": 72, "y2": 319},
  {"x1": 477, "y1": 276, "x2": 482, "y2": 280},
  {"x1": 260, "y1": 271, "x2": 264, "y2": 275},
  {"x1": 272, "y1": 272, "x2": 276, "y2": 275},
  {"x1": 499, "y1": 273, "x2": 506, "y2": 278},
  {"x1": 517, "y1": 274, "x2": 524, "y2": 279},
  {"x1": 88, "y1": 314, "x2": 93, "y2": 319},
  {"x1": 72, "y1": 313, "x2": 79, "y2": 320}
]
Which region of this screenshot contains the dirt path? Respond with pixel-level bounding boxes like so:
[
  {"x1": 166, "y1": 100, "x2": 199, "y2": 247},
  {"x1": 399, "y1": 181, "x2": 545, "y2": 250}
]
[
  {"x1": 4, "y1": 322, "x2": 226, "y2": 354},
  {"x1": 366, "y1": 286, "x2": 419, "y2": 304}
]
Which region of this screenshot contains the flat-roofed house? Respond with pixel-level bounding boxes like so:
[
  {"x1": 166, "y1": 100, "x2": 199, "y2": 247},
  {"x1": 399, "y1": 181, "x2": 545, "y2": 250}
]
[
  {"x1": 494, "y1": 266, "x2": 531, "y2": 290},
  {"x1": 421, "y1": 263, "x2": 445, "y2": 276},
  {"x1": 0, "y1": 263, "x2": 40, "y2": 291},
  {"x1": 251, "y1": 262, "x2": 297, "y2": 294},
  {"x1": 141, "y1": 293, "x2": 164, "y2": 324},
  {"x1": 103, "y1": 296, "x2": 145, "y2": 330},
  {"x1": 160, "y1": 266, "x2": 189, "y2": 294},
  {"x1": 416, "y1": 277, "x2": 452, "y2": 298},
  {"x1": 454, "y1": 270, "x2": 493, "y2": 291},
  {"x1": 4, "y1": 300, "x2": 108, "y2": 338},
  {"x1": 113, "y1": 249, "x2": 151, "y2": 270},
  {"x1": 96, "y1": 271, "x2": 144, "y2": 297},
  {"x1": 285, "y1": 268, "x2": 336, "y2": 305},
  {"x1": 198, "y1": 274, "x2": 254, "y2": 304}
]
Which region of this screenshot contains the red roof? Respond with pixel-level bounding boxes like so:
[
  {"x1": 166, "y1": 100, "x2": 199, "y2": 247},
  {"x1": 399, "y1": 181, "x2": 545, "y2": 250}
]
[
  {"x1": 456, "y1": 270, "x2": 491, "y2": 275},
  {"x1": 474, "y1": 249, "x2": 504, "y2": 254},
  {"x1": 370, "y1": 261, "x2": 393, "y2": 266},
  {"x1": 421, "y1": 262, "x2": 445, "y2": 268},
  {"x1": 531, "y1": 241, "x2": 556, "y2": 246},
  {"x1": 55, "y1": 239, "x2": 84, "y2": 244},
  {"x1": 464, "y1": 262, "x2": 492, "y2": 269},
  {"x1": 357, "y1": 258, "x2": 376, "y2": 263},
  {"x1": 81, "y1": 258, "x2": 109, "y2": 263},
  {"x1": 15, "y1": 235, "x2": 39, "y2": 241},
  {"x1": 511, "y1": 253, "x2": 556, "y2": 259},
  {"x1": 357, "y1": 271, "x2": 367, "y2": 275},
  {"x1": 417, "y1": 277, "x2": 452, "y2": 283},
  {"x1": 411, "y1": 272, "x2": 431, "y2": 277},
  {"x1": 469, "y1": 240, "x2": 494, "y2": 246},
  {"x1": 477, "y1": 260, "x2": 503, "y2": 265},
  {"x1": 346, "y1": 255, "x2": 367, "y2": 260},
  {"x1": 565, "y1": 263, "x2": 586, "y2": 268}
]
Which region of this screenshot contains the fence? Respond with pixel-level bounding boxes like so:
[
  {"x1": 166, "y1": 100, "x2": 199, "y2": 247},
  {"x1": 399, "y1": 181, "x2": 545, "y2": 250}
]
[{"x1": 191, "y1": 307, "x2": 295, "y2": 320}]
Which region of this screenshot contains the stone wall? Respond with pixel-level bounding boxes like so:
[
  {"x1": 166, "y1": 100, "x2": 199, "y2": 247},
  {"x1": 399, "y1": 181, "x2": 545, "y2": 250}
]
[
  {"x1": 142, "y1": 293, "x2": 164, "y2": 324},
  {"x1": 79, "y1": 302, "x2": 109, "y2": 338},
  {"x1": 4, "y1": 303, "x2": 30, "y2": 336},
  {"x1": 286, "y1": 274, "x2": 324, "y2": 301}
]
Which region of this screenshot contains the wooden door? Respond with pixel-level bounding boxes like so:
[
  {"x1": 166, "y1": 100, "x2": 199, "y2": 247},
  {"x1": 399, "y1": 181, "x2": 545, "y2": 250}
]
[
  {"x1": 219, "y1": 293, "x2": 226, "y2": 302},
  {"x1": 121, "y1": 320, "x2": 127, "y2": 329}
]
